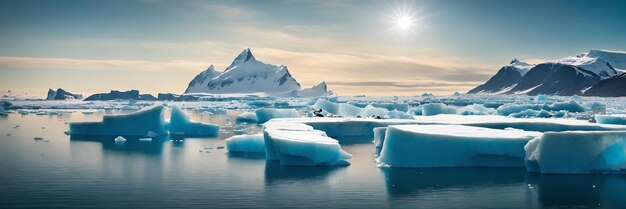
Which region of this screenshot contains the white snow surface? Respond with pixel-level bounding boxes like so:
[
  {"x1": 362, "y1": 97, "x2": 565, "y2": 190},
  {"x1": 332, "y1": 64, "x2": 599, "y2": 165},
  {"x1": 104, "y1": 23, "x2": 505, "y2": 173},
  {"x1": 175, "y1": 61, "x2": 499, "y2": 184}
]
[{"x1": 184, "y1": 48, "x2": 303, "y2": 95}]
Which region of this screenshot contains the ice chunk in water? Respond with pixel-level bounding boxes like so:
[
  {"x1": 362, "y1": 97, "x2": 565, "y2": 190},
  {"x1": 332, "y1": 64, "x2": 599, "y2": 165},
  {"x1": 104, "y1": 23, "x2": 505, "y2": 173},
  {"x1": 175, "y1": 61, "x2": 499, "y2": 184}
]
[
  {"x1": 69, "y1": 105, "x2": 168, "y2": 136},
  {"x1": 235, "y1": 112, "x2": 258, "y2": 124},
  {"x1": 373, "y1": 127, "x2": 387, "y2": 148},
  {"x1": 225, "y1": 134, "x2": 266, "y2": 153},
  {"x1": 421, "y1": 103, "x2": 459, "y2": 116},
  {"x1": 525, "y1": 131, "x2": 626, "y2": 174},
  {"x1": 377, "y1": 125, "x2": 541, "y2": 167},
  {"x1": 263, "y1": 122, "x2": 352, "y2": 166},
  {"x1": 595, "y1": 114, "x2": 626, "y2": 125},
  {"x1": 114, "y1": 136, "x2": 126, "y2": 142},
  {"x1": 168, "y1": 106, "x2": 219, "y2": 136},
  {"x1": 255, "y1": 108, "x2": 300, "y2": 123}
]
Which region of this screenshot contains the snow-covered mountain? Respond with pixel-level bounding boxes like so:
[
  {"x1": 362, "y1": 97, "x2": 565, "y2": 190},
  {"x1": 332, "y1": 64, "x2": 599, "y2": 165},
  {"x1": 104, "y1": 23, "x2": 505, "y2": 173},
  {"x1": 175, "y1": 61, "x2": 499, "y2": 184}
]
[
  {"x1": 583, "y1": 73, "x2": 626, "y2": 97},
  {"x1": 46, "y1": 88, "x2": 82, "y2": 100},
  {"x1": 467, "y1": 59, "x2": 534, "y2": 94},
  {"x1": 184, "y1": 48, "x2": 326, "y2": 96},
  {"x1": 468, "y1": 49, "x2": 626, "y2": 96}
]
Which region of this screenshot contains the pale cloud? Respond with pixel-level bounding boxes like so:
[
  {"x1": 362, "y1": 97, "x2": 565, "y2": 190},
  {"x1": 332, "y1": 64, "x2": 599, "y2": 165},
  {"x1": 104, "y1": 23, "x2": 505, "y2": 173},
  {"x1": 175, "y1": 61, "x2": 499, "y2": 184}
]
[
  {"x1": 0, "y1": 25, "x2": 503, "y2": 96},
  {"x1": 0, "y1": 56, "x2": 207, "y2": 72}
]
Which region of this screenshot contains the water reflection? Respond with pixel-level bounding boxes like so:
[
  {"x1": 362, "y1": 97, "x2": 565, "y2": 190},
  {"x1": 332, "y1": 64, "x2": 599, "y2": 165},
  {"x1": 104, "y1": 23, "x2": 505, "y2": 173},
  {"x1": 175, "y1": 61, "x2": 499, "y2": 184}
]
[
  {"x1": 526, "y1": 173, "x2": 626, "y2": 208},
  {"x1": 264, "y1": 160, "x2": 345, "y2": 184},
  {"x1": 70, "y1": 135, "x2": 169, "y2": 154},
  {"x1": 382, "y1": 167, "x2": 526, "y2": 196}
]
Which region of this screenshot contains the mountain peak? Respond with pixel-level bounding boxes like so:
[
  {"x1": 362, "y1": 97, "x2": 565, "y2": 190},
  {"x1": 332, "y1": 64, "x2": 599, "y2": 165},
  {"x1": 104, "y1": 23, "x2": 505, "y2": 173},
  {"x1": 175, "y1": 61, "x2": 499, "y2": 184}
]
[{"x1": 230, "y1": 48, "x2": 256, "y2": 66}]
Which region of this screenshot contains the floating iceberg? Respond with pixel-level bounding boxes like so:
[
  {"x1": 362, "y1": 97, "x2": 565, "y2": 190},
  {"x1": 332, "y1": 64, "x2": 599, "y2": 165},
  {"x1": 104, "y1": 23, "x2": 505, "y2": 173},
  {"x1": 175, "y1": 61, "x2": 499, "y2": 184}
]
[
  {"x1": 69, "y1": 105, "x2": 168, "y2": 136},
  {"x1": 263, "y1": 121, "x2": 351, "y2": 166},
  {"x1": 525, "y1": 131, "x2": 626, "y2": 174},
  {"x1": 225, "y1": 134, "x2": 265, "y2": 153},
  {"x1": 377, "y1": 125, "x2": 541, "y2": 167},
  {"x1": 373, "y1": 127, "x2": 387, "y2": 148},
  {"x1": 595, "y1": 114, "x2": 626, "y2": 125},
  {"x1": 421, "y1": 103, "x2": 459, "y2": 116},
  {"x1": 235, "y1": 112, "x2": 258, "y2": 124},
  {"x1": 255, "y1": 108, "x2": 300, "y2": 123},
  {"x1": 168, "y1": 106, "x2": 219, "y2": 136}
]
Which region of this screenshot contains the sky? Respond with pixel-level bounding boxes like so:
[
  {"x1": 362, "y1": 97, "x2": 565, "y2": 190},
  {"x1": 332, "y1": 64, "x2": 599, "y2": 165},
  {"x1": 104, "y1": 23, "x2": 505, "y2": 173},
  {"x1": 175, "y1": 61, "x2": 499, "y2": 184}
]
[{"x1": 1, "y1": 0, "x2": 625, "y2": 97}]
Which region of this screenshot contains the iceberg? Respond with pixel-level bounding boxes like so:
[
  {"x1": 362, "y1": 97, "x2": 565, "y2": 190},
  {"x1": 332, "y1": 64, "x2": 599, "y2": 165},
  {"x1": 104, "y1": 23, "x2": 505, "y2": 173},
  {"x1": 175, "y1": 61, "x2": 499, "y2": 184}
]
[
  {"x1": 69, "y1": 105, "x2": 168, "y2": 136},
  {"x1": 377, "y1": 125, "x2": 541, "y2": 167},
  {"x1": 263, "y1": 121, "x2": 351, "y2": 166},
  {"x1": 595, "y1": 114, "x2": 626, "y2": 125},
  {"x1": 225, "y1": 134, "x2": 266, "y2": 153},
  {"x1": 525, "y1": 131, "x2": 626, "y2": 174},
  {"x1": 421, "y1": 103, "x2": 459, "y2": 116},
  {"x1": 235, "y1": 112, "x2": 259, "y2": 124},
  {"x1": 168, "y1": 106, "x2": 219, "y2": 136},
  {"x1": 255, "y1": 108, "x2": 300, "y2": 123},
  {"x1": 373, "y1": 127, "x2": 387, "y2": 148}
]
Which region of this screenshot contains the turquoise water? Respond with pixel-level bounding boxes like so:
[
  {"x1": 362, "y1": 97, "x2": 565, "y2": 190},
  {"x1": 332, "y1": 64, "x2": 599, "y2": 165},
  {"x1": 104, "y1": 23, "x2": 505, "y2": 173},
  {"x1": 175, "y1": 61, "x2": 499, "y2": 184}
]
[{"x1": 1, "y1": 110, "x2": 625, "y2": 209}]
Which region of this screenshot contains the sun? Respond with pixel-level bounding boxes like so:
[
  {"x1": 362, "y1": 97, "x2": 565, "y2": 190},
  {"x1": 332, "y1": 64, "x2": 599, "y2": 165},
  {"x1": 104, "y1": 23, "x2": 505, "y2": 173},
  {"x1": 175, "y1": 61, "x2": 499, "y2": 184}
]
[
  {"x1": 396, "y1": 15, "x2": 412, "y2": 30},
  {"x1": 387, "y1": 1, "x2": 421, "y2": 34}
]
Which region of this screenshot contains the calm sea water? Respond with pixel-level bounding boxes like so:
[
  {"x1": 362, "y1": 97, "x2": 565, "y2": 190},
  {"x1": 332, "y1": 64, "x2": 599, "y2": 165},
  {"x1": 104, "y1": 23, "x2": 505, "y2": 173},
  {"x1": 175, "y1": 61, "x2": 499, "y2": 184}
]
[{"x1": 1, "y1": 110, "x2": 625, "y2": 209}]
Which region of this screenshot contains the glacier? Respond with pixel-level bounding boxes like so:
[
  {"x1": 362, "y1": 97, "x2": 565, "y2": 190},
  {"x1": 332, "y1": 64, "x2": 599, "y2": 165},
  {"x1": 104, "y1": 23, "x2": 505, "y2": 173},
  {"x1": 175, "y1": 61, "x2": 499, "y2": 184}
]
[
  {"x1": 525, "y1": 131, "x2": 626, "y2": 174},
  {"x1": 377, "y1": 125, "x2": 541, "y2": 167}
]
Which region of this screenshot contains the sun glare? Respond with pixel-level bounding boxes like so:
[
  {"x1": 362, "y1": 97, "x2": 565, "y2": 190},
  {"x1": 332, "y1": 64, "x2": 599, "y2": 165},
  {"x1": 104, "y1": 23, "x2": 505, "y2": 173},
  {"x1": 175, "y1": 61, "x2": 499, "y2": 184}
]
[
  {"x1": 387, "y1": 1, "x2": 423, "y2": 34},
  {"x1": 396, "y1": 15, "x2": 412, "y2": 30}
]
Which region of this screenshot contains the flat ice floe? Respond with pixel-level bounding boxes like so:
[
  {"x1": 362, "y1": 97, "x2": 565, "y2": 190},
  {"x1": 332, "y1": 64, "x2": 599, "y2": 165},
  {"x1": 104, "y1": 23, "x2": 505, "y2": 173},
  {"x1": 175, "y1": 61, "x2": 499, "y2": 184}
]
[
  {"x1": 377, "y1": 125, "x2": 541, "y2": 167},
  {"x1": 263, "y1": 122, "x2": 352, "y2": 166},
  {"x1": 525, "y1": 131, "x2": 626, "y2": 174}
]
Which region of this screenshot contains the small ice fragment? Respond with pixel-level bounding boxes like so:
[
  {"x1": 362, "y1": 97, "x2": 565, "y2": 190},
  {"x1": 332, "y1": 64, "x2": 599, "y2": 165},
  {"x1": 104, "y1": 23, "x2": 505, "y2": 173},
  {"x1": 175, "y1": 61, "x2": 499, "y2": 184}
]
[
  {"x1": 204, "y1": 146, "x2": 213, "y2": 149},
  {"x1": 34, "y1": 137, "x2": 44, "y2": 141},
  {"x1": 63, "y1": 130, "x2": 70, "y2": 135},
  {"x1": 114, "y1": 136, "x2": 126, "y2": 142},
  {"x1": 216, "y1": 146, "x2": 225, "y2": 149},
  {"x1": 41, "y1": 127, "x2": 46, "y2": 129},
  {"x1": 145, "y1": 131, "x2": 158, "y2": 138},
  {"x1": 13, "y1": 125, "x2": 20, "y2": 129},
  {"x1": 43, "y1": 139, "x2": 50, "y2": 142},
  {"x1": 139, "y1": 138, "x2": 152, "y2": 142}
]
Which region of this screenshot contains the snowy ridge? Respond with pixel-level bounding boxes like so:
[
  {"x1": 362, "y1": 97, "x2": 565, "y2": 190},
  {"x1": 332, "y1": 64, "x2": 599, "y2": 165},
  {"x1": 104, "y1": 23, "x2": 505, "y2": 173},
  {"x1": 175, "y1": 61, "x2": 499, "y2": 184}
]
[
  {"x1": 469, "y1": 49, "x2": 626, "y2": 96},
  {"x1": 184, "y1": 48, "x2": 328, "y2": 97}
]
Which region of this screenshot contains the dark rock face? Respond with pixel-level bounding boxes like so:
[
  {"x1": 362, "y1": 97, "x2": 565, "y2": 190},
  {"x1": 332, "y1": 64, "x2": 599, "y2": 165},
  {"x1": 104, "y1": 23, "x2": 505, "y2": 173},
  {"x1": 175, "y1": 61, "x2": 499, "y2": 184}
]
[
  {"x1": 46, "y1": 88, "x2": 82, "y2": 100},
  {"x1": 505, "y1": 63, "x2": 601, "y2": 96},
  {"x1": 467, "y1": 66, "x2": 524, "y2": 94},
  {"x1": 84, "y1": 90, "x2": 157, "y2": 101},
  {"x1": 157, "y1": 93, "x2": 198, "y2": 101},
  {"x1": 583, "y1": 73, "x2": 626, "y2": 97}
]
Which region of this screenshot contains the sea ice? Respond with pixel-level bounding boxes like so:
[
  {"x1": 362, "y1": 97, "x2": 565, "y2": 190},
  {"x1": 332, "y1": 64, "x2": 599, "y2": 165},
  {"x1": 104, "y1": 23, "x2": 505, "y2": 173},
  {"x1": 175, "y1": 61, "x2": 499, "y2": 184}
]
[
  {"x1": 225, "y1": 134, "x2": 266, "y2": 153},
  {"x1": 255, "y1": 108, "x2": 300, "y2": 123},
  {"x1": 168, "y1": 106, "x2": 219, "y2": 136},
  {"x1": 421, "y1": 103, "x2": 459, "y2": 116},
  {"x1": 69, "y1": 105, "x2": 169, "y2": 136},
  {"x1": 377, "y1": 125, "x2": 541, "y2": 167},
  {"x1": 263, "y1": 122, "x2": 352, "y2": 166},
  {"x1": 525, "y1": 131, "x2": 626, "y2": 174},
  {"x1": 595, "y1": 114, "x2": 626, "y2": 125},
  {"x1": 373, "y1": 127, "x2": 387, "y2": 148},
  {"x1": 235, "y1": 112, "x2": 258, "y2": 124}
]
